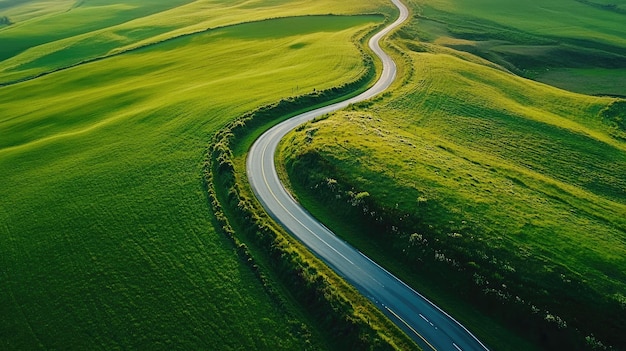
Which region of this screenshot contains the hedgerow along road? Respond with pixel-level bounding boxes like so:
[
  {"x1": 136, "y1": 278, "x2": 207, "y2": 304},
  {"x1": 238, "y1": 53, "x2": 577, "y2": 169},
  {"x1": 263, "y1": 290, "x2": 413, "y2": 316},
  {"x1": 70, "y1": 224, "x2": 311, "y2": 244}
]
[{"x1": 246, "y1": 0, "x2": 490, "y2": 350}]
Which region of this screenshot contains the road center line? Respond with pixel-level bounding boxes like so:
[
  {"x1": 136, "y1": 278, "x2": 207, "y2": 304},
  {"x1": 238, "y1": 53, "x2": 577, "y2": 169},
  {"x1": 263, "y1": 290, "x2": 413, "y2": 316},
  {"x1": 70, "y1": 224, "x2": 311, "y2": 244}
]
[
  {"x1": 246, "y1": 1, "x2": 490, "y2": 350},
  {"x1": 385, "y1": 306, "x2": 438, "y2": 351},
  {"x1": 259, "y1": 140, "x2": 355, "y2": 265}
]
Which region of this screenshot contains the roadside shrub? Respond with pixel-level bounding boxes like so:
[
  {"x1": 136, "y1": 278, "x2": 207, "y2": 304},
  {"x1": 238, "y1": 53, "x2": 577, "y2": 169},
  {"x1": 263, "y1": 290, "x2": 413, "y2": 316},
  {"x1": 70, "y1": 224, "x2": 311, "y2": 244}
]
[
  {"x1": 284, "y1": 148, "x2": 625, "y2": 350},
  {"x1": 202, "y1": 31, "x2": 415, "y2": 350}
]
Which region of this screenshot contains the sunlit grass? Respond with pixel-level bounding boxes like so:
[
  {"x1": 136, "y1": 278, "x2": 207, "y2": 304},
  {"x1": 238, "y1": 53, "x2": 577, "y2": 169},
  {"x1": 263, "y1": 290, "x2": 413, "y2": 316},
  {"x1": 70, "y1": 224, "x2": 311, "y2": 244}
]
[
  {"x1": 1, "y1": 15, "x2": 381, "y2": 152},
  {"x1": 281, "y1": 47, "x2": 626, "y2": 350},
  {"x1": 0, "y1": 3, "x2": 386, "y2": 349},
  {"x1": 0, "y1": 0, "x2": 394, "y2": 83}
]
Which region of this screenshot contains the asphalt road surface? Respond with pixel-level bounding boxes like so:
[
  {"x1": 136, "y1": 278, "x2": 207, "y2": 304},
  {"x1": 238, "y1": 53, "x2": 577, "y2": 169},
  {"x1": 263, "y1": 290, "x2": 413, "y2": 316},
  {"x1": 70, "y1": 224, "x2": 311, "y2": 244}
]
[{"x1": 247, "y1": 1, "x2": 490, "y2": 350}]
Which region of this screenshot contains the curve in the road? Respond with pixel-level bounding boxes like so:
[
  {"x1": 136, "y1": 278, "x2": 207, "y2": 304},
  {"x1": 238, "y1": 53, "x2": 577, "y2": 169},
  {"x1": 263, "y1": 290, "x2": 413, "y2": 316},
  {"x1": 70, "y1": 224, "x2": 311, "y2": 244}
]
[{"x1": 246, "y1": 1, "x2": 490, "y2": 350}]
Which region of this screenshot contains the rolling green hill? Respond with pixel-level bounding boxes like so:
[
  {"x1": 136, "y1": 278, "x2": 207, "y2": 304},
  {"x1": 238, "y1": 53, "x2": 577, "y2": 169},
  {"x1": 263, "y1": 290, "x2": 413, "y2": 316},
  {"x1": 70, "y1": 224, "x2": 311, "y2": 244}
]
[
  {"x1": 280, "y1": 1, "x2": 626, "y2": 350},
  {"x1": 0, "y1": 0, "x2": 392, "y2": 84},
  {"x1": 406, "y1": 0, "x2": 626, "y2": 96},
  {"x1": 0, "y1": 0, "x2": 394, "y2": 349}
]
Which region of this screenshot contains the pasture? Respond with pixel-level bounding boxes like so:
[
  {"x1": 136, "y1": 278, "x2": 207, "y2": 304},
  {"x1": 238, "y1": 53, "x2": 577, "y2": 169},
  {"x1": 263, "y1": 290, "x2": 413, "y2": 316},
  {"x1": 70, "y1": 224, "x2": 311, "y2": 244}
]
[
  {"x1": 0, "y1": 0, "x2": 394, "y2": 84},
  {"x1": 280, "y1": 2, "x2": 626, "y2": 349},
  {"x1": 0, "y1": 0, "x2": 389, "y2": 349},
  {"x1": 407, "y1": 0, "x2": 626, "y2": 96}
]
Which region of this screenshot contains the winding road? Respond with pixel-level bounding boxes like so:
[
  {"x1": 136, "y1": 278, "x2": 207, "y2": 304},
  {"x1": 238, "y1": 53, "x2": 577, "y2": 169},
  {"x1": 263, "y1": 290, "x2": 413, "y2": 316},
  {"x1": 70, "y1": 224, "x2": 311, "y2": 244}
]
[{"x1": 246, "y1": 0, "x2": 490, "y2": 350}]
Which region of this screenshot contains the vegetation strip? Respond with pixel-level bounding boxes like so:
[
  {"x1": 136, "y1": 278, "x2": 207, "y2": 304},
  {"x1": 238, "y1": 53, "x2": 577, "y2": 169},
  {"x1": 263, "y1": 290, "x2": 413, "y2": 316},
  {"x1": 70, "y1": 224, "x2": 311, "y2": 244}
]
[{"x1": 205, "y1": 20, "x2": 418, "y2": 350}]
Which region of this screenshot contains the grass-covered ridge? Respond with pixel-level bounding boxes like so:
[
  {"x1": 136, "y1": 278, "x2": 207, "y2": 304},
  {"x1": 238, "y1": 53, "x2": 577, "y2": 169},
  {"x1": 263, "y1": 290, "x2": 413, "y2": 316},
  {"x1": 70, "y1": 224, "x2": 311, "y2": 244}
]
[
  {"x1": 0, "y1": 0, "x2": 393, "y2": 348},
  {"x1": 405, "y1": 0, "x2": 626, "y2": 96},
  {"x1": 280, "y1": 13, "x2": 626, "y2": 351},
  {"x1": 0, "y1": 0, "x2": 395, "y2": 84},
  {"x1": 0, "y1": 14, "x2": 383, "y2": 152}
]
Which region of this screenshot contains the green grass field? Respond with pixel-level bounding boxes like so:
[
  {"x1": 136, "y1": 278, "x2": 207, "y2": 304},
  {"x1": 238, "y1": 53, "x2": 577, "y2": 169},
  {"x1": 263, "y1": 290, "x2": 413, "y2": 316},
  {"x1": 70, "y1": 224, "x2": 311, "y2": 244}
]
[
  {"x1": 0, "y1": 0, "x2": 394, "y2": 84},
  {"x1": 405, "y1": 0, "x2": 626, "y2": 96},
  {"x1": 0, "y1": 0, "x2": 393, "y2": 349},
  {"x1": 281, "y1": 1, "x2": 626, "y2": 350}
]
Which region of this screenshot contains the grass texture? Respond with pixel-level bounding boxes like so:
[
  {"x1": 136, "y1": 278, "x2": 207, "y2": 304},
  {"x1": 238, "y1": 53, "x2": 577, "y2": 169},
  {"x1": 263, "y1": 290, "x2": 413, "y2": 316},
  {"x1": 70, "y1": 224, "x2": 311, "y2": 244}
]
[
  {"x1": 0, "y1": 0, "x2": 390, "y2": 349},
  {"x1": 406, "y1": 0, "x2": 626, "y2": 96},
  {"x1": 0, "y1": 0, "x2": 394, "y2": 84},
  {"x1": 280, "y1": 4, "x2": 626, "y2": 349}
]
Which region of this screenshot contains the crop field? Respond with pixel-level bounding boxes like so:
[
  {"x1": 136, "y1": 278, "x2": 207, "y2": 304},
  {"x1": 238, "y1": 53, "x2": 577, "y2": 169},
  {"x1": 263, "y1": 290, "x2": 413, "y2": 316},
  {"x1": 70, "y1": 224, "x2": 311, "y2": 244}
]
[
  {"x1": 405, "y1": 0, "x2": 626, "y2": 96},
  {"x1": 0, "y1": 0, "x2": 392, "y2": 349},
  {"x1": 280, "y1": 1, "x2": 626, "y2": 350}
]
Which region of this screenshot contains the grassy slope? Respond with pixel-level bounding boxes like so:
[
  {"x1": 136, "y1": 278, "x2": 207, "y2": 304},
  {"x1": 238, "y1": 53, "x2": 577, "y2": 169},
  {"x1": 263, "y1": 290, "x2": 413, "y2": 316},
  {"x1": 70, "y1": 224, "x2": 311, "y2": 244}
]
[
  {"x1": 408, "y1": 0, "x2": 626, "y2": 96},
  {"x1": 0, "y1": 0, "x2": 76, "y2": 23},
  {"x1": 0, "y1": 0, "x2": 194, "y2": 63},
  {"x1": 280, "y1": 9, "x2": 626, "y2": 351},
  {"x1": 0, "y1": 0, "x2": 391, "y2": 84},
  {"x1": 0, "y1": 0, "x2": 391, "y2": 348}
]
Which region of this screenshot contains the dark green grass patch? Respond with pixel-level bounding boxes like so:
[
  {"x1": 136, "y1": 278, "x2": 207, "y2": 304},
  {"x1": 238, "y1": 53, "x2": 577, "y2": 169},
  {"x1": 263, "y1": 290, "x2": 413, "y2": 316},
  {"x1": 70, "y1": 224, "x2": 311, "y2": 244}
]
[
  {"x1": 217, "y1": 15, "x2": 383, "y2": 40},
  {"x1": 534, "y1": 68, "x2": 626, "y2": 98},
  {"x1": 575, "y1": 0, "x2": 626, "y2": 13},
  {"x1": 0, "y1": 118, "x2": 317, "y2": 350},
  {"x1": 0, "y1": 15, "x2": 10, "y2": 26},
  {"x1": 407, "y1": 0, "x2": 626, "y2": 95}
]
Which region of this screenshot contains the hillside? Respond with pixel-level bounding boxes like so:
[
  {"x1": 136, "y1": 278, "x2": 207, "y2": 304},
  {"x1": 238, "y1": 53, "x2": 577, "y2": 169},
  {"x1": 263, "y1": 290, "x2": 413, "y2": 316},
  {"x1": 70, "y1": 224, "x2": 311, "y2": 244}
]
[
  {"x1": 280, "y1": 1, "x2": 626, "y2": 349},
  {"x1": 0, "y1": 0, "x2": 396, "y2": 349},
  {"x1": 408, "y1": 0, "x2": 626, "y2": 96}
]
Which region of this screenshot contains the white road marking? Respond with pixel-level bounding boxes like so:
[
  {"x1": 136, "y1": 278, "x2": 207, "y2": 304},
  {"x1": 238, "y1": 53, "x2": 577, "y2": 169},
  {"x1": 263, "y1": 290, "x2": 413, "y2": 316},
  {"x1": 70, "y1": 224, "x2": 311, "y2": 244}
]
[
  {"x1": 385, "y1": 306, "x2": 437, "y2": 351},
  {"x1": 260, "y1": 140, "x2": 354, "y2": 265},
  {"x1": 246, "y1": 1, "x2": 490, "y2": 350}
]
